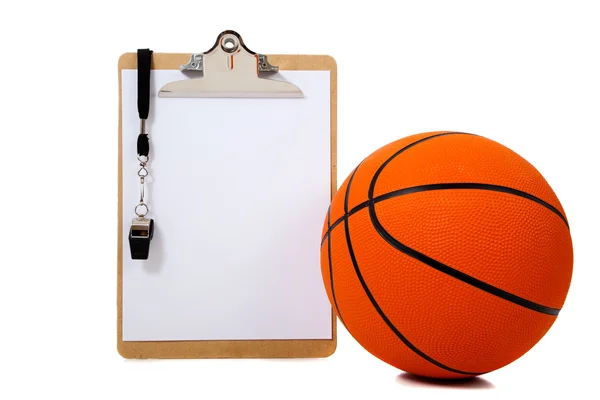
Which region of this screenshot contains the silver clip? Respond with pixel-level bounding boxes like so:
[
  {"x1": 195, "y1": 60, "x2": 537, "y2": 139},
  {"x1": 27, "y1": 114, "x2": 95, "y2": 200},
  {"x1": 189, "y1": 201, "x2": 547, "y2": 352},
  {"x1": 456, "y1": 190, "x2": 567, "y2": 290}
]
[
  {"x1": 159, "y1": 30, "x2": 303, "y2": 98},
  {"x1": 257, "y1": 54, "x2": 278, "y2": 73},
  {"x1": 181, "y1": 53, "x2": 204, "y2": 72},
  {"x1": 181, "y1": 52, "x2": 278, "y2": 74}
]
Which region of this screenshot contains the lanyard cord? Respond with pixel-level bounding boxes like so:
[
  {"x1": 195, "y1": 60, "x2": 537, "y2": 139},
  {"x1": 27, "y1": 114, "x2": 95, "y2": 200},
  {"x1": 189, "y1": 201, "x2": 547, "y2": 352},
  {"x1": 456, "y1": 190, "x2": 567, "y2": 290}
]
[
  {"x1": 137, "y1": 49, "x2": 152, "y2": 122},
  {"x1": 135, "y1": 49, "x2": 152, "y2": 218},
  {"x1": 129, "y1": 49, "x2": 154, "y2": 260},
  {"x1": 137, "y1": 48, "x2": 152, "y2": 157}
]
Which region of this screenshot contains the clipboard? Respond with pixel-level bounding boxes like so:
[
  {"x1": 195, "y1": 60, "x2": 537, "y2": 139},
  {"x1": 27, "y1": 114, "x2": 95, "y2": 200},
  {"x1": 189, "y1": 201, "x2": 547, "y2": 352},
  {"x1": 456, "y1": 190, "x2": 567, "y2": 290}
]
[{"x1": 117, "y1": 31, "x2": 337, "y2": 359}]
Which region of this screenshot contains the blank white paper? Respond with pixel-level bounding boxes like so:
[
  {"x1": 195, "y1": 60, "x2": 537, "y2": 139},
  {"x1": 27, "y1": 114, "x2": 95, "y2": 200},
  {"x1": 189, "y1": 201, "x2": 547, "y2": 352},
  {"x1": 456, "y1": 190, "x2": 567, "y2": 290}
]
[{"x1": 121, "y1": 70, "x2": 332, "y2": 341}]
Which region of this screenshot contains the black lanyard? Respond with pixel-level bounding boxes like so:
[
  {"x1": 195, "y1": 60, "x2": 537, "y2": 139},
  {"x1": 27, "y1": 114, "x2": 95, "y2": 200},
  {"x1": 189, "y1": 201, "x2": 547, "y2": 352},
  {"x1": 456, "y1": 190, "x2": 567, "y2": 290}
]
[
  {"x1": 129, "y1": 49, "x2": 154, "y2": 260},
  {"x1": 137, "y1": 48, "x2": 151, "y2": 157}
]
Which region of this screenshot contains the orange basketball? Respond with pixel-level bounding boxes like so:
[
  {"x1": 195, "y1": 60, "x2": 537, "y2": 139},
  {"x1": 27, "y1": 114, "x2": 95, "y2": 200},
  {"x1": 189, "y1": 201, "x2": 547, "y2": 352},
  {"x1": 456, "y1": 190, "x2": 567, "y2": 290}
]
[{"x1": 320, "y1": 131, "x2": 573, "y2": 379}]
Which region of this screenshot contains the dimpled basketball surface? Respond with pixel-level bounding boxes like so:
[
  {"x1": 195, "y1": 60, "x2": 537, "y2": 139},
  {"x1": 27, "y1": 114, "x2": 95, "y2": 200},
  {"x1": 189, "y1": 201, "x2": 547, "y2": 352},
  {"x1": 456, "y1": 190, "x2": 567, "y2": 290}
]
[{"x1": 320, "y1": 131, "x2": 573, "y2": 379}]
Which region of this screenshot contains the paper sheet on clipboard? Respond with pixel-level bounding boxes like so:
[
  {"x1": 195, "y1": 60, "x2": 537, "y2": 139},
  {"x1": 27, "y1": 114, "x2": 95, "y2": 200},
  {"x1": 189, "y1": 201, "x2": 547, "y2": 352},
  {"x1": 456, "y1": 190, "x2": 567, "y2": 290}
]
[{"x1": 121, "y1": 69, "x2": 332, "y2": 342}]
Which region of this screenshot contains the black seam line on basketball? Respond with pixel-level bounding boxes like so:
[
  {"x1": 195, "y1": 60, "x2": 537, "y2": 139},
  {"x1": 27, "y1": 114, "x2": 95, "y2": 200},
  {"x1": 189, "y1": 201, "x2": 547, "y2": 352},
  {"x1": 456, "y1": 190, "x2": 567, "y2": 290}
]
[
  {"x1": 344, "y1": 165, "x2": 361, "y2": 214},
  {"x1": 367, "y1": 135, "x2": 562, "y2": 316},
  {"x1": 321, "y1": 201, "x2": 369, "y2": 245},
  {"x1": 326, "y1": 206, "x2": 346, "y2": 327},
  {"x1": 378, "y1": 183, "x2": 569, "y2": 229},
  {"x1": 367, "y1": 131, "x2": 476, "y2": 200},
  {"x1": 368, "y1": 203, "x2": 561, "y2": 316},
  {"x1": 322, "y1": 133, "x2": 470, "y2": 246},
  {"x1": 343, "y1": 185, "x2": 484, "y2": 376},
  {"x1": 323, "y1": 163, "x2": 365, "y2": 244},
  {"x1": 320, "y1": 180, "x2": 569, "y2": 246}
]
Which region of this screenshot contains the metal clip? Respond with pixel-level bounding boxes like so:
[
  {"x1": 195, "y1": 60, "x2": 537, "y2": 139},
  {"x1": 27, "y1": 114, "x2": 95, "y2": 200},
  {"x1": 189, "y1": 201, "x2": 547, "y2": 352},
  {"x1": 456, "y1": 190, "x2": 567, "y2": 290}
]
[
  {"x1": 159, "y1": 30, "x2": 303, "y2": 98},
  {"x1": 181, "y1": 53, "x2": 204, "y2": 72},
  {"x1": 180, "y1": 52, "x2": 278, "y2": 74},
  {"x1": 257, "y1": 54, "x2": 278, "y2": 73}
]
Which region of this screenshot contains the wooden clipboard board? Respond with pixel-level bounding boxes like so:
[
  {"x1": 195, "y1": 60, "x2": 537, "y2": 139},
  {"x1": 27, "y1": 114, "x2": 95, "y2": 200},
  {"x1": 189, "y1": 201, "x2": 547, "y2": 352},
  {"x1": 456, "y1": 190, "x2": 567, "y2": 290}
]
[{"x1": 117, "y1": 31, "x2": 337, "y2": 359}]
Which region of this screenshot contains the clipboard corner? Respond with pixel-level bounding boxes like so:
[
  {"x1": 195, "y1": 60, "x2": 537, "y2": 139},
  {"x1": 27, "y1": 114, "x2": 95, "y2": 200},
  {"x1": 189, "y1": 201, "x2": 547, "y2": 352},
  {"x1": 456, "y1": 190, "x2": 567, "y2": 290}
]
[
  {"x1": 117, "y1": 340, "x2": 132, "y2": 359},
  {"x1": 320, "y1": 55, "x2": 337, "y2": 73},
  {"x1": 321, "y1": 337, "x2": 338, "y2": 358},
  {"x1": 118, "y1": 52, "x2": 136, "y2": 70}
]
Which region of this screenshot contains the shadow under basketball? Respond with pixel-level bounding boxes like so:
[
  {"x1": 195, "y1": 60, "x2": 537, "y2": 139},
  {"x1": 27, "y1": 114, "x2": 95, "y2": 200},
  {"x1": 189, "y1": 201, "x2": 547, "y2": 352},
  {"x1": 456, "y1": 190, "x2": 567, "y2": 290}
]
[{"x1": 396, "y1": 372, "x2": 495, "y2": 389}]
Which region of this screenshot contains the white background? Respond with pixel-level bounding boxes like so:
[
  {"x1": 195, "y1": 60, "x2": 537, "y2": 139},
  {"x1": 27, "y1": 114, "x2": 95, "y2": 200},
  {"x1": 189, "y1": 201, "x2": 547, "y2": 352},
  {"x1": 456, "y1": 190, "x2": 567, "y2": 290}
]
[{"x1": 1, "y1": 1, "x2": 599, "y2": 399}]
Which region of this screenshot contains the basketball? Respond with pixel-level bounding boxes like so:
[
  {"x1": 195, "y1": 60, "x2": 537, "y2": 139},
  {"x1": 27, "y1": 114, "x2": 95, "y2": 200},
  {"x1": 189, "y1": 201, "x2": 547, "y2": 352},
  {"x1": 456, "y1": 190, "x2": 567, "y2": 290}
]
[{"x1": 320, "y1": 131, "x2": 573, "y2": 379}]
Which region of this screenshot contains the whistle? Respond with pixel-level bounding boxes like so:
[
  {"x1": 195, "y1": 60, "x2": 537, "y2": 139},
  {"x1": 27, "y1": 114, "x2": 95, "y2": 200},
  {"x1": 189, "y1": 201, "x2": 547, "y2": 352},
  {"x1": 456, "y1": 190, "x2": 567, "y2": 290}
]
[{"x1": 129, "y1": 217, "x2": 154, "y2": 260}]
